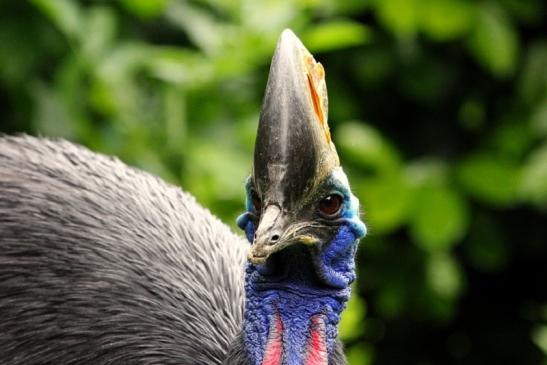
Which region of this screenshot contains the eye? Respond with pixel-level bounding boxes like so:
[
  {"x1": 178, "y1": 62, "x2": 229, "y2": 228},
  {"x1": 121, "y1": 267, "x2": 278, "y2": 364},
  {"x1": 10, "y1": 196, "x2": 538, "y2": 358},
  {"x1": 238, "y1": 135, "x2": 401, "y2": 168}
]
[
  {"x1": 319, "y1": 194, "x2": 343, "y2": 216},
  {"x1": 251, "y1": 190, "x2": 262, "y2": 213}
]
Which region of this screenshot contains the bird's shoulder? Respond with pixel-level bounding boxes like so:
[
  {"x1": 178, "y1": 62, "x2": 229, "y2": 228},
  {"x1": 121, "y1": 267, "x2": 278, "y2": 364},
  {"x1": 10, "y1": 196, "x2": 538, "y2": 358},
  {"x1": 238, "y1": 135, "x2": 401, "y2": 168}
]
[{"x1": 0, "y1": 135, "x2": 248, "y2": 364}]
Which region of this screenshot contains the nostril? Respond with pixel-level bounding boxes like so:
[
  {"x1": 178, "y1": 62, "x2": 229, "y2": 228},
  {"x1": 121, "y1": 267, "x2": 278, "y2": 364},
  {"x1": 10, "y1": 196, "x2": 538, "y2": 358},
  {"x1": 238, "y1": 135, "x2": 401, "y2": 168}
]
[{"x1": 270, "y1": 234, "x2": 280, "y2": 243}]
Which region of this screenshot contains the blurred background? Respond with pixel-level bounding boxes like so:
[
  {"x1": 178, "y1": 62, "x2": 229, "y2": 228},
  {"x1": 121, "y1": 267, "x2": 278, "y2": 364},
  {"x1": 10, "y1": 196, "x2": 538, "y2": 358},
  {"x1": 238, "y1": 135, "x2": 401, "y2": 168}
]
[{"x1": 1, "y1": 0, "x2": 546, "y2": 364}]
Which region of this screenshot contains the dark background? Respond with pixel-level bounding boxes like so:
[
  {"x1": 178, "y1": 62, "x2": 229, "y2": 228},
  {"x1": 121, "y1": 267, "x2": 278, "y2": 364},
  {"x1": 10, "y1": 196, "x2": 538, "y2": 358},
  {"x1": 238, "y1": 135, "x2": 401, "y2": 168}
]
[{"x1": 1, "y1": 1, "x2": 546, "y2": 364}]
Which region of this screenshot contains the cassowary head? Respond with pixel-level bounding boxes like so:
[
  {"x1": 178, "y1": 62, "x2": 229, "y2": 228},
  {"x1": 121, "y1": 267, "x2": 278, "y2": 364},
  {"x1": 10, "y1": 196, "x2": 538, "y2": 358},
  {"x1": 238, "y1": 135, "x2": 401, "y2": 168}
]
[
  {"x1": 236, "y1": 30, "x2": 366, "y2": 364},
  {"x1": 238, "y1": 29, "x2": 366, "y2": 285}
]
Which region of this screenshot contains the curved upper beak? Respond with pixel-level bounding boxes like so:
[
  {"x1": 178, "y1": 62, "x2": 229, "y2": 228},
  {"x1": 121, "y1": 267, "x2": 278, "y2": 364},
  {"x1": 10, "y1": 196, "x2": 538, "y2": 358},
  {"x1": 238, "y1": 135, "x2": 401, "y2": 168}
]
[
  {"x1": 249, "y1": 29, "x2": 339, "y2": 264},
  {"x1": 248, "y1": 205, "x2": 319, "y2": 265}
]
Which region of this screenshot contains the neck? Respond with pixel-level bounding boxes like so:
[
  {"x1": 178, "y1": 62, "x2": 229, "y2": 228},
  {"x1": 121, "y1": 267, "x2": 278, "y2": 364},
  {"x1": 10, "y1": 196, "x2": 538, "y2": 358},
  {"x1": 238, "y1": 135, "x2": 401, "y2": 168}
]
[{"x1": 242, "y1": 226, "x2": 358, "y2": 365}]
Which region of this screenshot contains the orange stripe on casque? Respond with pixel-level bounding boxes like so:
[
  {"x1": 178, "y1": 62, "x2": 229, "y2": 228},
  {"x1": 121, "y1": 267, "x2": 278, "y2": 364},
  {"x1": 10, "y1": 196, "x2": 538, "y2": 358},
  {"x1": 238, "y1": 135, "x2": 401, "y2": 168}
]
[
  {"x1": 307, "y1": 73, "x2": 324, "y2": 126},
  {"x1": 305, "y1": 56, "x2": 331, "y2": 145}
]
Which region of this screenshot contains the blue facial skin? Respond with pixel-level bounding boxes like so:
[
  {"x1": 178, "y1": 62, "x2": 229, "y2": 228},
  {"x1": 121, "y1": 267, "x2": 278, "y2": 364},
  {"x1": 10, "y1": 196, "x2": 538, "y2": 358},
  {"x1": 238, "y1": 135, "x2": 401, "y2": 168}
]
[{"x1": 236, "y1": 168, "x2": 366, "y2": 364}]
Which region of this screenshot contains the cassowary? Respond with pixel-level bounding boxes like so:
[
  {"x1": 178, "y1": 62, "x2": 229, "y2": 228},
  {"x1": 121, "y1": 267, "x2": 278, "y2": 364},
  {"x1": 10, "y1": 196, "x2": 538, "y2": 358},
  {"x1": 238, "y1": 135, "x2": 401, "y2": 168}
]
[{"x1": 0, "y1": 30, "x2": 366, "y2": 364}]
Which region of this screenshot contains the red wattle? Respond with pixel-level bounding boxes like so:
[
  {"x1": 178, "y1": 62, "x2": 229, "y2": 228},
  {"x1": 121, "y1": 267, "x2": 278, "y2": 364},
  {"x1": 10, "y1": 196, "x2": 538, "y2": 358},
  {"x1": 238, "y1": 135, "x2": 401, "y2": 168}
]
[
  {"x1": 261, "y1": 313, "x2": 284, "y2": 365},
  {"x1": 304, "y1": 315, "x2": 328, "y2": 365}
]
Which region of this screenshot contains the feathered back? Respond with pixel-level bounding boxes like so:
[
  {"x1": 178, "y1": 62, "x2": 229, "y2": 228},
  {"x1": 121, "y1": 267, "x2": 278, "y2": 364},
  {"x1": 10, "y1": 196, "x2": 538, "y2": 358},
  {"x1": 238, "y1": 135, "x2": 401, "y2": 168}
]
[{"x1": 0, "y1": 135, "x2": 248, "y2": 364}]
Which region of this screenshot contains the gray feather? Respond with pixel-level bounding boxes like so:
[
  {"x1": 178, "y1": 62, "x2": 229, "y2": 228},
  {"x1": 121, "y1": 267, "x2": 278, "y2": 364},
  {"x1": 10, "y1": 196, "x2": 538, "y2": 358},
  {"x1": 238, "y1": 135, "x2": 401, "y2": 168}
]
[{"x1": 0, "y1": 135, "x2": 248, "y2": 364}]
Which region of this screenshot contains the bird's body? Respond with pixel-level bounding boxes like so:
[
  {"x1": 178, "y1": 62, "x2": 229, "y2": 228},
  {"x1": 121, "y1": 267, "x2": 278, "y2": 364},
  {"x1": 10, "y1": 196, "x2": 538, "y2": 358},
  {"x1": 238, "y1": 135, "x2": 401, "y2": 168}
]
[
  {"x1": 0, "y1": 30, "x2": 366, "y2": 364},
  {"x1": 0, "y1": 136, "x2": 247, "y2": 364}
]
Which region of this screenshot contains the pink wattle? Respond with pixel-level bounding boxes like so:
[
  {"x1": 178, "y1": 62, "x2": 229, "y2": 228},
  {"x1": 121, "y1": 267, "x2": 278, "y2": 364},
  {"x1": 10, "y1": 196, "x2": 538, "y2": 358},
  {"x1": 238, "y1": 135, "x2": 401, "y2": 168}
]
[
  {"x1": 261, "y1": 313, "x2": 284, "y2": 365},
  {"x1": 304, "y1": 315, "x2": 328, "y2": 365}
]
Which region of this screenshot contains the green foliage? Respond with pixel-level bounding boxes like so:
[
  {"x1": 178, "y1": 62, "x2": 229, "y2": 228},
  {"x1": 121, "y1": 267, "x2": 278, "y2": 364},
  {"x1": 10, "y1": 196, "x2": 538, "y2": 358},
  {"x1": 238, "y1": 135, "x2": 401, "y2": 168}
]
[
  {"x1": 467, "y1": 2, "x2": 519, "y2": 77},
  {"x1": 457, "y1": 153, "x2": 520, "y2": 206},
  {"x1": 339, "y1": 284, "x2": 367, "y2": 342},
  {"x1": 520, "y1": 143, "x2": 547, "y2": 209},
  {"x1": 302, "y1": 21, "x2": 372, "y2": 52},
  {"x1": 410, "y1": 183, "x2": 468, "y2": 251},
  {"x1": 1, "y1": 0, "x2": 546, "y2": 364}
]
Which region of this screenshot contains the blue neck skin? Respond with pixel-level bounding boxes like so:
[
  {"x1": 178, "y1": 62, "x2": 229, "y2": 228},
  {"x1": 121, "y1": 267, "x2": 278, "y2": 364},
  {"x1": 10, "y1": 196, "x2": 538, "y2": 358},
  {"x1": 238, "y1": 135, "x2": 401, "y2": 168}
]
[{"x1": 237, "y1": 181, "x2": 366, "y2": 365}]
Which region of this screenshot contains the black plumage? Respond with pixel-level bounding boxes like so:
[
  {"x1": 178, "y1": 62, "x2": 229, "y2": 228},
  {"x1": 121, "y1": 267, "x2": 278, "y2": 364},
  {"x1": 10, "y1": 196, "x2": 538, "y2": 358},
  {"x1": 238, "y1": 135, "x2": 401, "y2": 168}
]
[{"x1": 0, "y1": 136, "x2": 247, "y2": 364}]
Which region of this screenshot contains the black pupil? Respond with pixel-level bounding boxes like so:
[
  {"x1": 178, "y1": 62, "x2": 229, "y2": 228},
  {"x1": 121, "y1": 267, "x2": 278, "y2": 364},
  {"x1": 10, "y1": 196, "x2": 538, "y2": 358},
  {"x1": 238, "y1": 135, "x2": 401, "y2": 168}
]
[{"x1": 320, "y1": 194, "x2": 342, "y2": 215}]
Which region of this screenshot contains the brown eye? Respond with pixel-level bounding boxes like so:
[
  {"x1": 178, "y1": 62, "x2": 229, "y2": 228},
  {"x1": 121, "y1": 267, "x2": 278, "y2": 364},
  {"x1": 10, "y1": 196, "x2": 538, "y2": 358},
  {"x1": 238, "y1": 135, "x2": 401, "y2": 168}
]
[
  {"x1": 251, "y1": 191, "x2": 262, "y2": 213},
  {"x1": 319, "y1": 194, "x2": 343, "y2": 216}
]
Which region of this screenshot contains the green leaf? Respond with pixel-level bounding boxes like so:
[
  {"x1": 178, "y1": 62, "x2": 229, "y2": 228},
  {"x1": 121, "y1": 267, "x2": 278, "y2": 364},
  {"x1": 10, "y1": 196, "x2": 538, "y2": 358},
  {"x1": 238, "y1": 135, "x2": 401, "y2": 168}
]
[
  {"x1": 467, "y1": 3, "x2": 519, "y2": 77},
  {"x1": 346, "y1": 344, "x2": 375, "y2": 365},
  {"x1": 420, "y1": 0, "x2": 477, "y2": 41},
  {"x1": 374, "y1": 0, "x2": 420, "y2": 37},
  {"x1": 519, "y1": 143, "x2": 547, "y2": 209},
  {"x1": 426, "y1": 252, "x2": 464, "y2": 300},
  {"x1": 358, "y1": 172, "x2": 411, "y2": 234},
  {"x1": 532, "y1": 325, "x2": 547, "y2": 355},
  {"x1": 184, "y1": 138, "x2": 250, "y2": 206},
  {"x1": 336, "y1": 121, "x2": 401, "y2": 173},
  {"x1": 406, "y1": 158, "x2": 449, "y2": 187},
  {"x1": 410, "y1": 184, "x2": 468, "y2": 251},
  {"x1": 31, "y1": 82, "x2": 75, "y2": 139},
  {"x1": 339, "y1": 288, "x2": 367, "y2": 342},
  {"x1": 518, "y1": 43, "x2": 547, "y2": 106},
  {"x1": 30, "y1": 0, "x2": 82, "y2": 40},
  {"x1": 239, "y1": 1, "x2": 297, "y2": 35},
  {"x1": 81, "y1": 6, "x2": 117, "y2": 62},
  {"x1": 457, "y1": 153, "x2": 520, "y2": 206},
  {"x1": 165, "y1": 2, "x2": 225, "y2": 56},
  {"x1": 90, "y1": 42, "x2": 152, "y2": 116},
  {"x1": 307, "y1": 0, "x2": 371, "y2": 16},
  {"x1": 119, "y1": 0, "x2": 167, "y2": 18},
  {"x1": 530, "y1": 99, "x2": 547, "y2": 138},
  {"x1": 491, "y1": 122, "x2": 533, "y2": 158},
  {"x1": 163, "y1": 85, "x2": 187, "y2": 153},
  {"x1": 146, "y1": 48, "x2": 213, "y2": 86},
  {"x1": 302, "y1": 21, "x2": 372, "y2": 53}
]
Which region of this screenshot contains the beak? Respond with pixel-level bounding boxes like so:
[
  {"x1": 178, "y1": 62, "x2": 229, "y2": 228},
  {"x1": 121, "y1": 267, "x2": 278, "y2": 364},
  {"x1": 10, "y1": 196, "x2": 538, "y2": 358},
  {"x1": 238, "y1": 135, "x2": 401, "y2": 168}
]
[
  {"x1": 248, "y1": 205, "x2": 287, "y2": 264},
  {"x1": 249, "y1": 29, "x2": 338, "y2": 264},
  {"x1": 248, "y1": 205, "x2": 320, "y2": 265}
]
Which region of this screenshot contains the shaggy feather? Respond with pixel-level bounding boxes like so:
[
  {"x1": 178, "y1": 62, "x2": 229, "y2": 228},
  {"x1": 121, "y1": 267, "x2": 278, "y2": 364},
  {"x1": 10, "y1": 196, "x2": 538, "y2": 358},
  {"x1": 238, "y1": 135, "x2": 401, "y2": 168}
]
[{"x1": 0, "y1": 135, "x2": 248, "y2": 364}]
